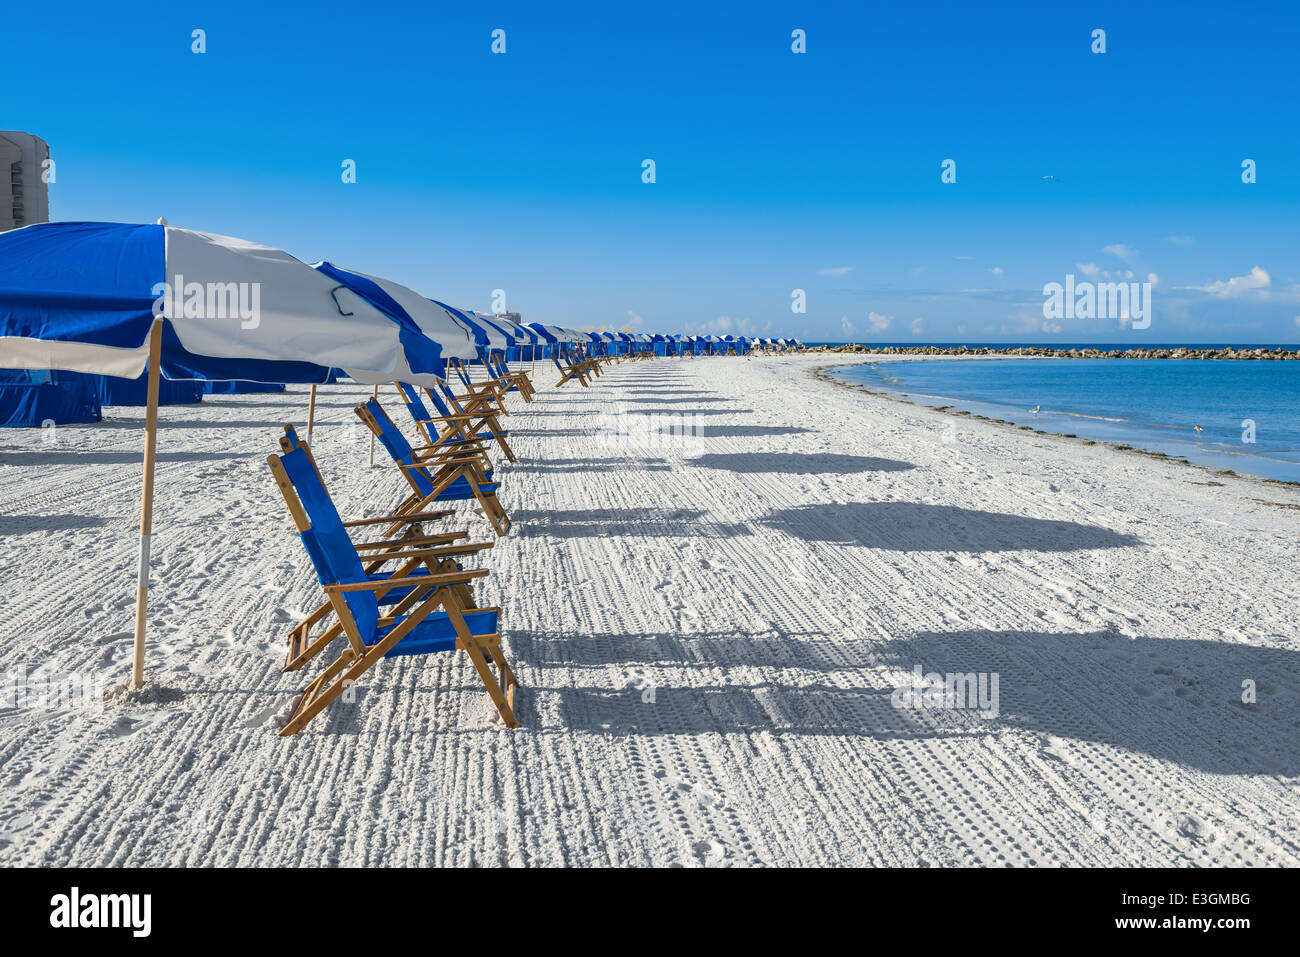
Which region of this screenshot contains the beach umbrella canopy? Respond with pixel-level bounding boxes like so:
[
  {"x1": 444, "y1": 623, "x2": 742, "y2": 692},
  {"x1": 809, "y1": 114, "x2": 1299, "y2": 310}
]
[
  {"x1": 311, "y1": 263, "x2": 481, "y2": 362},
  {"x1": 0, "y1": 222, "x2": 444, "y2": 384},
  {"x1": 0, "y1": 220, "x2": 450, "y2": 690},
  {"x1": 450, "y1": 308, "x2": 513, "y2": 351}
]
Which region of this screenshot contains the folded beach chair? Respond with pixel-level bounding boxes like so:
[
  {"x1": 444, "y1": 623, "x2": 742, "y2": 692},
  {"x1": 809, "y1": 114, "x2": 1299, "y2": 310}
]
[
  {"x1": 358, "y1": 398, "x2": 512, "y2": 536},
  {"x1": 267, "y1": 434, "x2": 517, "y2": 735}
]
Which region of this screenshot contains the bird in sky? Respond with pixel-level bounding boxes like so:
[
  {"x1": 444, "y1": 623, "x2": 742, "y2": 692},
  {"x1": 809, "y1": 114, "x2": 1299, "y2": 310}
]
[{"x1": 1029, "y1": 405, "x2": 1041, "y2": 414}]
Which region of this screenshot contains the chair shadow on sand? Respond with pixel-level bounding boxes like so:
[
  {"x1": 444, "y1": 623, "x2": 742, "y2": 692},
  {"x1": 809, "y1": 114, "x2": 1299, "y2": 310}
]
[
  {"x1": 0, "y1": 513, "x2": 112, "y2": 535},
  {"x1": 689, "y1": 452, "x2": 914, "y2": 474},
  {"x1": 625, "y1": 407, "x2": 753, "y2": 417},
  {"x1": 509, "y1": 626, "x2": 1298, "y2": 775},
  {"x1": 763, "y1": 502, "x2": 1140, "y2": 552},
  {"x1": 691, "y1": 424, "x2": 816, "y2": 438},
  {"x1": 0, "y1": 449, "x2": 250, "y2": 467},
  {"x1": 511, "y1": 508, "x2": 752, "y2": 539}
]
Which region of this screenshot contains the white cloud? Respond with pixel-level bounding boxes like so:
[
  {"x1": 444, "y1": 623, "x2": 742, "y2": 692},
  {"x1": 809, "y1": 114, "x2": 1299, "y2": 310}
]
[
  {"x1": 910, "y1": 317, "x2": 925, "y2": 335},
  {"x1": 1184, "y1": 266, "x2": 1271, "y2": 297},
  {"x1": 990, "y1": 266, "x2": 1004, "y2": 277},
  {"x1": 1294, "y1": 316, "x2": 1300, "y2": 329},
  {"x1": 868, "y1": 311, "x2": 892, "y2": 331},
  {"x1": 1168, "y1": 235, "x2": 1195, "y2": 246},
  {"x1": 954, "y1": 255, "x2": 972, "y2": 260},
  {"x1": 626, "y1": 309, "x2": 644, "y2": 327},
  {"x1": 1077, "y1": 262, "x2": 1100, "y2": 278},
  {"x1": 1042, "y1": 320, "x2": 1062, "y2": 334},
  {"x1": 818, "y1": 266, "x2": 854, "y2": 277},
  {"x1": 1147, "y1": 272, "x2": 1159, "y2": 287},
  {"x1": 1103, "y1": 243, "x2": 1139, "y2": 261},
  {"x1": 840, "y1": 315, "x2": 856, "y2": 337}
]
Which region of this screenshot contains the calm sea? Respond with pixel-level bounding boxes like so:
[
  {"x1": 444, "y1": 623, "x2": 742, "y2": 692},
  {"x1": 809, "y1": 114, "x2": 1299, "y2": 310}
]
[{"x1": 830, "y1": 357, "x2": 1300, "y2": 483}]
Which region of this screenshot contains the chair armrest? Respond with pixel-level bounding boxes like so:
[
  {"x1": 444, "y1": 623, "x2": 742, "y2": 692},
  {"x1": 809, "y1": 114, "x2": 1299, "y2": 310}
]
[
  {"x1": 343, "y1": 510, "x2": 453, "y2": 528},
  {"x1": 355, "y1": 531, "x2": 467, "y2": 551}
]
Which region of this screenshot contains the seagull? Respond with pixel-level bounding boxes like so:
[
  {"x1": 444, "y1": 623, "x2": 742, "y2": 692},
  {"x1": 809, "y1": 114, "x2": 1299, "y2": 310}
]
[
  {"x1": 1029, "y1": 405, "x2": 1041, "y2": 415},
  {"x1": 1194, "y1": 424, "x2": 1204, "y2": 433}
]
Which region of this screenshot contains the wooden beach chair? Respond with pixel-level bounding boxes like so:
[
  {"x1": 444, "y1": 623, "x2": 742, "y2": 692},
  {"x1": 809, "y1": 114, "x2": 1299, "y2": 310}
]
[
  {"x1": 427, "y1": 380, "x2": 517, "y2": 464},
  {"x1": 358, "y1": 398, "x2": 512, "y2": 536},
  {"x1": 487, "y1": 351, "x2": 535, "y2": 402},
  {"x1": 394, "y1": 382, "x2": 503, "y2": 473},
  {"x1": 267, "y1": 436, "x2": 517, "y2": 735},
  {"x1": 552, "y1": 346, "x2": 591, "y2": 388}
]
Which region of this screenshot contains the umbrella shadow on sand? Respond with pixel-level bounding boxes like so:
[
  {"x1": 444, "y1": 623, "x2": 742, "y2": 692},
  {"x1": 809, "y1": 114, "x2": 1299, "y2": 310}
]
[
  {"x1": 875, "y1": 628, "x2": 1300, "y2": 776},
  {"x1": 513, "y1": 627, "x2": 1297, "y2": 774},
  {"x1": 763, "y1": 502, "x2": 1140, "y2": 552}
]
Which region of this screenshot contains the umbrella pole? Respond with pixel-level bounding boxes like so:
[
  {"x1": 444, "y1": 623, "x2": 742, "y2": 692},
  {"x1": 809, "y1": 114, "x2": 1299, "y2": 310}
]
[
  {"x1": 306, "y1": 384, "x2": 318, "y2": 443},
  {"x1": 368, "y1": 384, "x2": 378, "y2": 465},
  {"x1": 130, "y1": 319, "x2": 164, "y2": 689}
]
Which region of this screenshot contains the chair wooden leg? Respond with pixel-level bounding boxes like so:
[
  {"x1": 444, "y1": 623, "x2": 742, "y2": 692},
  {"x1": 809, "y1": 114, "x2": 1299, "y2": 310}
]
[{"x1": 449, "y1": 606, "x2": 519, "y2": 728}]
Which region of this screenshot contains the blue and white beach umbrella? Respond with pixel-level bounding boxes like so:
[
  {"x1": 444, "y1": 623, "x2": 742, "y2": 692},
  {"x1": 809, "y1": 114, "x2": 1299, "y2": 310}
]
[
  {"x1": 0, "y1": 221, "x2": 449, "y2": 689},
  {"x1": 311, "y1": 263, "x2": 481, "y2": 362}
]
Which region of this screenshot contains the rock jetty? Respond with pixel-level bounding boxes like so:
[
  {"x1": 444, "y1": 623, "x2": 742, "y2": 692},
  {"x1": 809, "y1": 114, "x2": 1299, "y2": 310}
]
[{"x1": 807, "y1": 345, "x2": 1297, "y2": 360}]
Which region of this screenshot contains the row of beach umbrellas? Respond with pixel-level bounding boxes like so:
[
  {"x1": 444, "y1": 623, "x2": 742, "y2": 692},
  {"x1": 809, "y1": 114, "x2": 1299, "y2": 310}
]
[{"x1": 0, "y1": 220, "x2": 800, "y2": 689}]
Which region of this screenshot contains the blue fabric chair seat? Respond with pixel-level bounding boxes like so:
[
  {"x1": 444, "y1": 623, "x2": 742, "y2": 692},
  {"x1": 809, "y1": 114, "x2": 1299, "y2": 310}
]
[{"x1": 379, "y1": 609, "x2": 499, "y2": 657}]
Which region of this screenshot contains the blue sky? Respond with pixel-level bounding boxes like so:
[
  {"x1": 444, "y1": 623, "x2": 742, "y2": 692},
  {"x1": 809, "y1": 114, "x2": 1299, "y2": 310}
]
[{"x1": 6, "y1": 1, "x2": 1300, "y2": 342}]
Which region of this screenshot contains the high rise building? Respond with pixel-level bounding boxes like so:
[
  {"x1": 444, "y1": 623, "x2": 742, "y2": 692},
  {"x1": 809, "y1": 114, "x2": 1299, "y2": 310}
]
[{"x1": 0, "y1": 131, "x2": 51, "y2": 231}]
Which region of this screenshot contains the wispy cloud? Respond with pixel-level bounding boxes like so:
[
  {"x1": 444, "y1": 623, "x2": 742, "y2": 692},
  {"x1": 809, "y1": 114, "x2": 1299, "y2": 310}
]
[
  {"x1": 1167, "y1": 235, "x2": 1195, "y2": 246},
  {"x1": 1181, "y1": 266, "x2": 1270, "y2": 297},
  {"x1": 910, "y1": 317, "x2": 925, "y2": 335},
  {"x1": 1077, "y1": 262, "x2": 1100, "y2": 278},
  {"x1": 990, "y1": 266, "x2": 1004, "y2": 277},
  {"x1": 818, "y1": 266, "x2": 854, "y2": 277},
  {"x1": 840, "y1": 315, "x2": 856, "y2": 336},
  {"x1": 1102, "y1": 243, "x2": 1140, "y2": 262},
  {"x1": 868, "y1": 311, "x2": 892, "y2": 331}
]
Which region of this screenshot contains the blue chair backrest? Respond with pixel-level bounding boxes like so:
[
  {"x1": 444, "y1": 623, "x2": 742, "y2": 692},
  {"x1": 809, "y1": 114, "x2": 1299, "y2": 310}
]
[
  {"x1": 397, "y1": 382, "x2": 433, "y2": 432},
  {"x1": 365, "y1": 399, "x2": 437, "y2": 498},
  {"x1": 277, "y1": 445, "x2": 378, "y2": 642},
  {"x1": 428, "y1": 382, "x2": 456, "y2": 418}
]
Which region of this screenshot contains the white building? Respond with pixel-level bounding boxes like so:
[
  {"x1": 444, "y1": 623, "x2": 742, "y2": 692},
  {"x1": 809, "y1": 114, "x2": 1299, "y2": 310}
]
[{"x1": 0, "y1": 131, "x2": 51, "y2": 231}]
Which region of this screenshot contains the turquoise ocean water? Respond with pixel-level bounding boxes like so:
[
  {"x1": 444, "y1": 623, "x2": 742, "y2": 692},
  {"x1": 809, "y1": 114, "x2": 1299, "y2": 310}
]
[{"x1": 831, "y1": 357, "x2": 1300, "y2": 483}]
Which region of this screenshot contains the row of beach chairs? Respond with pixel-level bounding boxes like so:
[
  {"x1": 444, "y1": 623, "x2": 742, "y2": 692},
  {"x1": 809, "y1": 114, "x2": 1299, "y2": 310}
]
[
  {"x1": 267, "y1": 358, "x2": 535, "y2": 735},
  {"x1": 264, "y1": 332, "x2": 759, "y2": 734}
]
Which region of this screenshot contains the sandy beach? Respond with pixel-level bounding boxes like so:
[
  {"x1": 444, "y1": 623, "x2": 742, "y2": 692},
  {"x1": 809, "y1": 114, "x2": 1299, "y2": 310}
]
[{"x1": 1, "y1": 353, "x2": 1297, "y2": 867}]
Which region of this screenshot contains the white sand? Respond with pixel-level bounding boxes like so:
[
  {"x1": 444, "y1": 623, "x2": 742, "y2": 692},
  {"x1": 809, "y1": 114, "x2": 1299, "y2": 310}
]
[{"x1": 0, "y1": 354, "x2": 1297, "y2": 867}]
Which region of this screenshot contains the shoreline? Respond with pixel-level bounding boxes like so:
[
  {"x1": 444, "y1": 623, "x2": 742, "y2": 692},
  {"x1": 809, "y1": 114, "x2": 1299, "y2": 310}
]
[{"x1": 809, "y1": 360, "x2": 1300, "y2": 496}]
